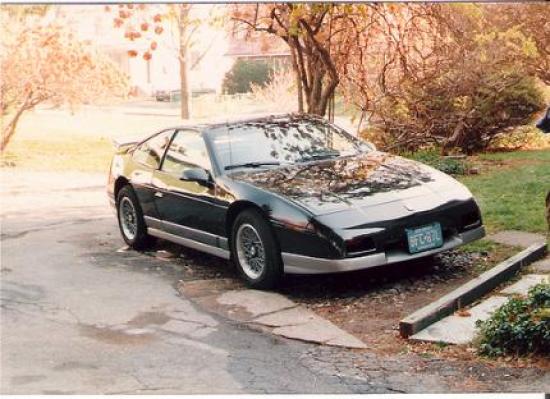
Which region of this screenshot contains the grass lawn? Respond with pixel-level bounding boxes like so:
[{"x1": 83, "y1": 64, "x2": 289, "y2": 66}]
[
  {"x1": 459, "y1": 150, "x2": 550, "y2": 234},
  {"x1": 3, "y1": 136, "x2": 114, "y2": 173},
  {"x1": 456, "y1": 239, "x2": 521, "y2": 274},
  {"x1": 1, "y1": 107, "x2": 181, "y2": 173}
]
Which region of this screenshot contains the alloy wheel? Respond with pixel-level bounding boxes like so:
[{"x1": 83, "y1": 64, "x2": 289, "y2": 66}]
[
  {"x1": 236, "y1": 223, "x2": 266, "y2": 280},
  {"x1": 119, "y1": 197, "x2": 138, "y2": 240}
]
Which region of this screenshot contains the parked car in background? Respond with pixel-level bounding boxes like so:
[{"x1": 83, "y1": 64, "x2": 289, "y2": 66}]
[
  {"x1": 107, "y1": 114, "x2": 485, "y2": 289},
  {"x1": 153, "y1": 90, "x2": 170, "y2": 102},
  {"x1": 154, "y1": 89, "x2": 179, "y2": 102},
  {"x1": 154, "y1": 88, "x2": 216, "y2": 102}
]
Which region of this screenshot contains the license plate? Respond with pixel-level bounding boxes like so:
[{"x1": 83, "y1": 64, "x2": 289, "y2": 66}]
[{"x1": 405, "y1": 222, "x2": 443, "y2": 254}]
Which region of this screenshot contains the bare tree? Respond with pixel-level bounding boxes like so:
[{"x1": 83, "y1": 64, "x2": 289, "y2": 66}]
[
  {"x1": 230, "y1": 4, "x2": 355, "y2": 116},
  {"x1": 1, "y1": 8, "x2": 128, "y2": 151},
  {"x1": 109, "y1": 4, "x2": 220, "y2": 119}
]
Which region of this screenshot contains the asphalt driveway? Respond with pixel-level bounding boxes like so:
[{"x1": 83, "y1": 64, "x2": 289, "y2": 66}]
[
  {"x1": 0, "y1": 171, "x2": 363, "y2": 394},
  {"x1": 1, "y1": 170, "x2": 548, "y2": 393}
]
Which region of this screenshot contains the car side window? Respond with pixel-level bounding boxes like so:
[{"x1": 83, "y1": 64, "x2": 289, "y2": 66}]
[
  {"x1": 161, "y1": 130, "x2": 211, "y2": 176},
  {"x1": 133, "y1": 130, "x2": 173, "y2": 169}
]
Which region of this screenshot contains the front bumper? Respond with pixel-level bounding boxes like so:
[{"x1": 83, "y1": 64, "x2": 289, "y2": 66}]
[{"x1": 282, "y1": 225, "x2": 485, "y2": 274}]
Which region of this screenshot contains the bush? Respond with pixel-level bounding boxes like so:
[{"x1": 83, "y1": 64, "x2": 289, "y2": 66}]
[
  {"x1": 401, "y1": 148, "x2": 469, "y2": 175},
  {"x1": 250, "y1": 68, "x2": 298, "y2": 112},
  {"x1": 374, "y1": 70, "x2": 545, "y2": 154},
  {"x1": 475, "y1": 282, "x2": 550, "y2": 357},
  {"x1": 351, "y1": 9, "x2": 548, "y2": 155},
  {"x1": 222, "y1": 59, "x2": 275, "y2": 95},
  {"x1": 488, "y1": 125, "x2": 550, "y2": 151}
]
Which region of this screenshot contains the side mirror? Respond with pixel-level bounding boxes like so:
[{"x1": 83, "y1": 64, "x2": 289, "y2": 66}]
[
  {"x1": 536, "y1": 107, "x2": 550, "y2": 133},
  {"x1": 180, "y1": 167, "x2": 212, "y2": 186}
]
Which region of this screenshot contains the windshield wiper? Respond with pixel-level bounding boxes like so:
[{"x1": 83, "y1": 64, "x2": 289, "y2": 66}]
[
  {"x1": 299, "y1": 150, "x2": 340, "y2": 162},
  {"x1": 225, "y1": 161, "x2": 281, "y2": 171}
]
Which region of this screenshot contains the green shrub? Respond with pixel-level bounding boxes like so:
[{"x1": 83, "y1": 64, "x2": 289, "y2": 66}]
[
  {"x1": 488, "y1": 125, "x2": 550, "y2": 151},
  {"x1": 402, "y1": 148, "x2": 469, "y2": 175},
  {"x1": 375, "y1": 70, "x2": 545, "y2": 154},
  {"x1": 222, "y1": 59, "x2": 274, "y2": 95},
  {"x1": 475, "y1": 282, "x2": 550, "y2": 357}
]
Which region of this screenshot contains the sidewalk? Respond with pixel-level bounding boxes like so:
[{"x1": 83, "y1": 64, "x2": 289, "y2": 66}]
[{"x1": 410, "y1": 230, "x2": 548, "y2": 345}]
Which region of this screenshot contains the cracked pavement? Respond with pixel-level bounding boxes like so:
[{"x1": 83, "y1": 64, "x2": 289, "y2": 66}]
[
  {"x1": 1, "y1": 170, "x2": 548, "y2": 394},
  {"x1": 0, "y1": 171, "x2": 374, "y2": 394}
]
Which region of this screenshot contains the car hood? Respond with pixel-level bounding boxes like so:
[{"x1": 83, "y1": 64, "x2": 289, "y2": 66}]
[{"x1": 229, "y1": 151, "x2": 473, "y2": 217}]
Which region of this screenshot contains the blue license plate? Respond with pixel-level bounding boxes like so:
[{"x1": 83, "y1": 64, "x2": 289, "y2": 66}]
[{"x1": 405, "y1": 222, "x2": 443, "y2": 254}]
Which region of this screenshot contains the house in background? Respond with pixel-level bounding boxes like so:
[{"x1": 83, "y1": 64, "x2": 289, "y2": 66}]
[
  {"x1": 56, "y1": 5, "x2": 295, "y2": 98},
  {"x1": 225, "y1": 33, "x2": 291, "y2": 64},
  {"x1": 58, "y1": 5, "x2": 231, "y2": 97}
]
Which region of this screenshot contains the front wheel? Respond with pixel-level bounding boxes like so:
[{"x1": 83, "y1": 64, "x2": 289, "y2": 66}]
[
  {"x1": 231, "y1": 209, "x2": 283, "y2": 290},
  {"x1": 117, "y1": 185, "x2": 155, "y2": 250}
]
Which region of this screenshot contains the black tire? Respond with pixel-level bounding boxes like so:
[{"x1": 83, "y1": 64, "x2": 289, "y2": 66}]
[
  {"x1": 116, "y1": 185, "x2": 156, "y2": 250},
  {"x1": 231, "y1": 209, "x2": 283, "y2": 290}
]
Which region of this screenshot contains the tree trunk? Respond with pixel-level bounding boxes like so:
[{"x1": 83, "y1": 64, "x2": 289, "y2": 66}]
[
  {"x1": 289, "y1": 47, "x2": 303, "y2": 113},
  {"x1": 292, "y1": 45, "x2": 337, "y2": 116},
  {"x1": 179, "y1": 56, "x2": 190, "y2": 120},
  {"x1": 303, "y1": 65, "x2": 335, "y2": 116},
  {"x1": 178, "y1": 5, "x2": 191, "y2": 120},
  {"x1": 1, "y1": 103, "x2": 28, "y2": 152}
]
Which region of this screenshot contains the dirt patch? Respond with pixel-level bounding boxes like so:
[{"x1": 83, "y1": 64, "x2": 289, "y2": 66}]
[
  {"x1": 278, "y1": 249, "x2": 516, "y2": 357},
  {"x1": 179, "y1": 278, "x2": 244, "y2": 299},
  {"x1": 79, "y1": 324, "x2": 155, "y2": 345},
  {"x1": 468, "y1": 155, "x2": 547, "y2": 175},
  {"x1": 177, "y1": 279, "x2": 256, "y2": 324}
]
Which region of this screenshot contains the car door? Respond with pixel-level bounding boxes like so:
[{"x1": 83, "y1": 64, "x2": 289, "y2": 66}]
[
  {"x1": 128, "y1": 129, "x2": 174, "y2": 219},
  {"x1": 152, "y1": 129, "x2": 224, "y2": 245}
]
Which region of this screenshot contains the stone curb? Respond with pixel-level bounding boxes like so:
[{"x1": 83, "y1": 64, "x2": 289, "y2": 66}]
[{"x1": 399, "y1": 241, "x2": 547, "y2": 338}]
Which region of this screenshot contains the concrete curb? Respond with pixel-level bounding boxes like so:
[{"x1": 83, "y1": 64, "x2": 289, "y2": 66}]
[{"x1": 399, "y1": 241, "x2": 547, "y2": 338}]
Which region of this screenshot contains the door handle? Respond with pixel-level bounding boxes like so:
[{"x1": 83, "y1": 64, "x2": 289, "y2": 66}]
[{"x1": 154, "y1": 191, "x2": 164, "y2": 198}]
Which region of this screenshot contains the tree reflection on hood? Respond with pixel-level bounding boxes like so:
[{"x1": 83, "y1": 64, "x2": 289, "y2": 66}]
[{"x1": 231, "y1": 152, "x2": 434, "y2": 205}]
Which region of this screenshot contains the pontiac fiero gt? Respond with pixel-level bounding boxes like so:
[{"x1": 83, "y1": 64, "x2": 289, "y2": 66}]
[{"x1": 108, "y1": 114, "x2": 485, "y2": 289}]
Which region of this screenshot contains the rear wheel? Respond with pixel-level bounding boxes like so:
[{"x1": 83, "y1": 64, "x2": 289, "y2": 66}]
[
  {"x1": 231, "y1": 209, "x2": 283, "y2": 290},
  {"x1": 117, "y1": 185, "x2": 155, "y2": 250}
]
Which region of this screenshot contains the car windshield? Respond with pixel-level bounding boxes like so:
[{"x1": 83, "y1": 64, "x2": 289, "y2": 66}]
[{"x1": 208, "y1": 117, "x2": 371, "y2": 172}]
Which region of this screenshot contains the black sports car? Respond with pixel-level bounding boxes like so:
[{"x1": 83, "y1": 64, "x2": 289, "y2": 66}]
[{"x1": 107, "y1": 114, "x2": 485, "y2": 289}]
